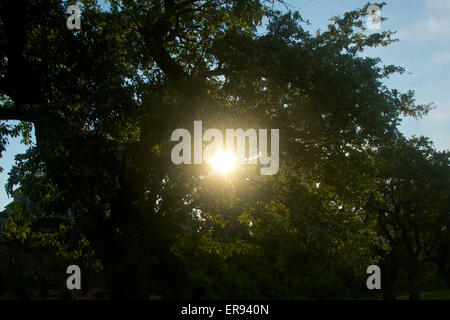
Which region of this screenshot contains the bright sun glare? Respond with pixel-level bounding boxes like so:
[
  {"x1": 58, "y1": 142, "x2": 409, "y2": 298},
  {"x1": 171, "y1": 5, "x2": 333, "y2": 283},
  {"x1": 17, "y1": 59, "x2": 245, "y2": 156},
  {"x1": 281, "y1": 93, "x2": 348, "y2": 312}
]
[{"x1": 210, "y1": 150, "x2": 237, "y2": 175}]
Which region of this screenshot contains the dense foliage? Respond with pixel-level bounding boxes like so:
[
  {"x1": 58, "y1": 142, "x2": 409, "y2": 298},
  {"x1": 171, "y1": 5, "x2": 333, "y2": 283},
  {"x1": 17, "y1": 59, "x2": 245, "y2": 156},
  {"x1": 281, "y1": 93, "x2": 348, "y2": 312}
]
[{"x1": 0, "y1": 0, "x2": 448, "y2": 299}]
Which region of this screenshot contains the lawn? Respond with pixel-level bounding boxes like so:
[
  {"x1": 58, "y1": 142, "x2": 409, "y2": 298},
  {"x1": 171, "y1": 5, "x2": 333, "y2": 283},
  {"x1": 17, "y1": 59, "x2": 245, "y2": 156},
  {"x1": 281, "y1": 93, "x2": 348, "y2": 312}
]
[{"x1": 396, "y1": 289, "x2": 450, "y2": 300}]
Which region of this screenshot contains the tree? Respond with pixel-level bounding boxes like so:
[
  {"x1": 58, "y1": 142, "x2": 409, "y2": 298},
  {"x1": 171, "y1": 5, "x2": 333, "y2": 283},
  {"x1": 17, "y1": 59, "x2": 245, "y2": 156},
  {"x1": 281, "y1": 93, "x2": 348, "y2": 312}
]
[
  {"x1": 363, "y1": 136, "x2": 450, "y2": 299},
  {"x1": 0, "y1": 0, "x2": 436, "y2": 298}
]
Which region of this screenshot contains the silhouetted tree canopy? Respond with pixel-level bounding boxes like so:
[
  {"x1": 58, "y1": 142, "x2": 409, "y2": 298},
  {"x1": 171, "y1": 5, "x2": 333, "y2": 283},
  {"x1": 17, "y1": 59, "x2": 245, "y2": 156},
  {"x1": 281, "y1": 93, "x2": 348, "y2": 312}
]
[{"x1": 0, "y1": 0, "x2": 448, "y2": 300}]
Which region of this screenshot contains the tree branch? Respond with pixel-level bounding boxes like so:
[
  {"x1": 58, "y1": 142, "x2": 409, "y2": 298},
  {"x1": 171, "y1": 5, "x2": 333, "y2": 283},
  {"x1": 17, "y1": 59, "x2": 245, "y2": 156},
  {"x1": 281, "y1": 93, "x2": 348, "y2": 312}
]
[
  {"x1": 201, "y1": 68, "x2": 237, "y2": 78},
  {"x1": 0, "y1": 107, "x2": 34, "y2": 122},
  {"x1": 0, "y1": 78, "x2": 13, "y2": 98}
]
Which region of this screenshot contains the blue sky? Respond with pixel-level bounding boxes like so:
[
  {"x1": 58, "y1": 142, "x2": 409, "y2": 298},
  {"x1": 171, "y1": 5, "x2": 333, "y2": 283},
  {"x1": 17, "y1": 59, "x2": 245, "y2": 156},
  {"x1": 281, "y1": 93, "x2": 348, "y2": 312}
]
[
  {"x1": 285, "y1": 0, "x2": 450, "y2": 152},
  {"x1": 1, "y1": 0, "x2": 449, "y2": 210}
]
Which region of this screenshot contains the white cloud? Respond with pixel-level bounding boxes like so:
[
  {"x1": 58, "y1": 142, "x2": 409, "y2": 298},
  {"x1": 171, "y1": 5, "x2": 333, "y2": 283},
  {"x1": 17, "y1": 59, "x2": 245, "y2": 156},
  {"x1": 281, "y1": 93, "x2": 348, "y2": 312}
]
[
  {"x1": 396, "y1": 0, "x2": 450, "y2": 42},
  {"x1": 426, "y1": 0, "x2": 450, "y2": 11},
  {"x1": 424, "y1": 0, "x2": 450, "y2": 38},
  {"x1": 430, "y1": 51, "x2": 450, "y2": 64}
]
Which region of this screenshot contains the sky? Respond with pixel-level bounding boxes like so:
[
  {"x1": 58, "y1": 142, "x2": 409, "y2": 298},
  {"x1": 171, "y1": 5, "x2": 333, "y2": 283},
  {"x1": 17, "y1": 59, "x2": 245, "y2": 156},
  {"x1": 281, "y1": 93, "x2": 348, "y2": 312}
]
[
  {"x1": 0, "y1": 0, "x2": 449, "y2": 211},
  {"x1": 286, "y1": 0, "x2": 450, "y2": 151}
]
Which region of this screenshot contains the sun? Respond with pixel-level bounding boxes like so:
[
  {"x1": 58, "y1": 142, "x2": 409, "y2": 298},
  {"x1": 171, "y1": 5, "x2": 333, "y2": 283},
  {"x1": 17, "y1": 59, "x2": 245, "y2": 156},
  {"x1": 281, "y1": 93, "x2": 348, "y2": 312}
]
[{"x1": 210, "y1": 150, "x2": 237, "y2": 175}]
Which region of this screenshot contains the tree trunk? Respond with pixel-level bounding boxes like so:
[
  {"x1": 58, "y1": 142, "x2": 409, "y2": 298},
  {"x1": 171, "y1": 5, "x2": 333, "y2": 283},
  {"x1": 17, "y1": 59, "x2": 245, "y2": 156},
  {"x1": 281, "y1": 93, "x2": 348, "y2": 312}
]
[
  {"x1": 99, "y1": 235, "x2": 192, "y2": 299},
  {"x1": 84, "y1": 189, "x2": 192, "y2": 300},
  {"x1": 445, "y1": 275, "x2": 450, "y2": 289},
  {"x1": 380, "y1": 253, "x2": 398, "y2": 300},
  {"x1": 33, "y1": 122, "x2": 193, "y2": 299},
  {"x1": 103, "y1": 262, "x2": 148, "y2": 299},
  {"x1": 83, "y1": 204, "x2": 151, "y2": 299},
  {"x1": 438, "y1": 265, "x2": 450, "y2": 289},
  {"x1": 407, "y1": 261, "x2": 420, "y2": 300}
]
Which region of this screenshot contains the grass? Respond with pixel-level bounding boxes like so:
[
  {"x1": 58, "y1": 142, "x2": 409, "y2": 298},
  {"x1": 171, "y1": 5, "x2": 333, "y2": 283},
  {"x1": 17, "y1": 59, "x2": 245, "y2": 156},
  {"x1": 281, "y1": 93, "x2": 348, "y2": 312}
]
[{"x1": 396, "y1": 289, "x2": 450, "y2": 300}]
